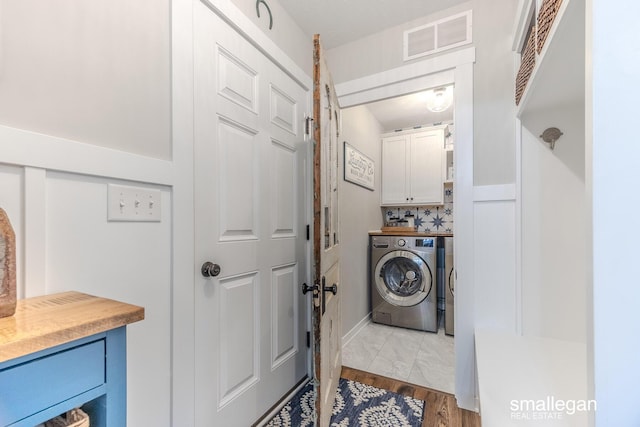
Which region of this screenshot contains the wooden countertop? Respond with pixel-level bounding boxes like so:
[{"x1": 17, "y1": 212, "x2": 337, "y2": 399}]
[
  {"x1": 0, "y1": 291, "x2": 144, "y2": 363},
  {"x1": 369, "y1": 230, "x2": 454, "y2": 237}
]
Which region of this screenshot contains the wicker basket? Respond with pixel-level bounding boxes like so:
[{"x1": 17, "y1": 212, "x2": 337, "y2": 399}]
[
  {"x1": 43, "y1": 408, "x2": 90, "y2": 427},
  {"x1": 515, "y1": 26, "x2": 536, "y2": 105},
  {"x1": 537, "y1": 0, "x2": 564, "y2": 54}
]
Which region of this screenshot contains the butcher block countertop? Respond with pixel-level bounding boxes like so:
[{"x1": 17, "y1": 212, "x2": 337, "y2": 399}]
[
  {"x1": 369, "y1": 230, "x2": 453, "y2": 237},
  {"x1": 0, "y1": 291, "x2": 144, "y2": 363}
]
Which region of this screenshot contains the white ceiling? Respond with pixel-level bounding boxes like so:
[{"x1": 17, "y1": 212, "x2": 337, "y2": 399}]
[
  {"x1": 277, "y1": 0, "x2": 461, "y2": 131},
  {"x1": 278, "y1": 0, "x2": 470, "y2": 49},
  {"x1": 365, "y1": 90, "x2": 454, "y2": 132}
]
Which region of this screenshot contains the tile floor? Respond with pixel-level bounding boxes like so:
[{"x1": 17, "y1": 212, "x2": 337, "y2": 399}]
[{"x1": 342, "y1": 321, "x2": 455, "y2": 394}]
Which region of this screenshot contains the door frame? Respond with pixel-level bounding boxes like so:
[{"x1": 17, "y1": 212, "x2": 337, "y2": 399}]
[
  {"x1": 171, "y1": 0, "x2": 313, "y2": 425},
  {"x1": 334, "y1": 46, "x2": 477, "y2": 411}
]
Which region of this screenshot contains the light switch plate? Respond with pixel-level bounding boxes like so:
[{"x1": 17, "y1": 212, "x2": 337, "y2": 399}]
[{"x1": 108, "y1": 184, "x2": 161, "y2": 222}]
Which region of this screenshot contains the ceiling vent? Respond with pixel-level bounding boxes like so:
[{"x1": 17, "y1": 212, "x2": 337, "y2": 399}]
[{"x1": 404, "y1": 11, "x2": 472, "y2": 61}]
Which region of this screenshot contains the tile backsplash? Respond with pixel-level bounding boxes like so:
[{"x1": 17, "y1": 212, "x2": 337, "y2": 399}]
[{"x1": 382, "y1": 183, "x2": 454, "y2": 234}]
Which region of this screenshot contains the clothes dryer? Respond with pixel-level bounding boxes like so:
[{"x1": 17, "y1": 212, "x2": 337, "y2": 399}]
[
  {"x1": 444, "y1": 237, "x2": 455, "y2": 336},
  {"x1": 370, "y1": 235, "x2": 438, "y2": 332}
]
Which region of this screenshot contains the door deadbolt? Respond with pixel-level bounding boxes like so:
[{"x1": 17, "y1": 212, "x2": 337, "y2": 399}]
[
  {"x1": 201, "y1": 261, "x2": 221, "y2": 278},
  {"x1": 302, "y1": 283, "x2": 319, "y2": 295}
]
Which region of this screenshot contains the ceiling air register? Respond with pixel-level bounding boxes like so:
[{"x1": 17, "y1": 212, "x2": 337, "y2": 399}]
[{"x1": 403, "y1": 10, "x2": 472, "y2": 61}]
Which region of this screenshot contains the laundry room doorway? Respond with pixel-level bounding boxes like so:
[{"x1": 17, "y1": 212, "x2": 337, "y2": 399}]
[{"x1": 335, "y1": 47, "x2": 477, "y2": 410}]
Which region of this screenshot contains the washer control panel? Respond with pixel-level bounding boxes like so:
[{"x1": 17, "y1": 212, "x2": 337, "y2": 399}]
[
  {"x1": 415, "y1": 238, "x2": 435, "y2": 248},
  {"x1": 397, "y1": 238, "x2": 406, "y2": 247}
]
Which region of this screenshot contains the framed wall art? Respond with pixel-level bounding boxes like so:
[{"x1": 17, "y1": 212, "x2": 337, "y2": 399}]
[{"x1": 343, "y1": 141, "x2": 375, "y2": 191}]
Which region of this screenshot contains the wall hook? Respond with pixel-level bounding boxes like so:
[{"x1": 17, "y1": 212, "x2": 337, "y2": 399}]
[
  {"x1": 540, "y1": 127, "x2": 563, "y2": 150},
  {"x1": 256, "y1": 0, "x2": 273, "y2": 30}
]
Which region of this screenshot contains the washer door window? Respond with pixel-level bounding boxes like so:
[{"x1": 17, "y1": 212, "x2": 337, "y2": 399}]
[{"x1": 374, "y1": 250, "x2": 433, "y2": 307}]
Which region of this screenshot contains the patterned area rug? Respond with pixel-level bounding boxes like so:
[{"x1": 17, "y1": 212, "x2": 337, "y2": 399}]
[{"x1": 266, "y1": 377, "x2": 424, "y2": 426}]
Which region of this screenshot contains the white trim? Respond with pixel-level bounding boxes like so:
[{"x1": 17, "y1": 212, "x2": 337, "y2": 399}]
[
  {"x1": 514, "y1": 117, "x2": 523, "y2": 336},
  {"x1": 512, "y1": 0, "x2": 535, "y2": 53},
  {"x1": 472, "y1": 184, "x2": 516, "y2": 202},
  {"x1": 24, "y1": 167, "x2": 47, "y2": 298},
  {"x1": 0, "y1": 125, "x2": 173, "y2": 186},
  {"x1": 199, "y1": 0, "x2": 312, "y2": 91},
  {"x1": 335, "y1": 47, "x2": 476, "y2": 101},
  {"x1": 452, "y1": 61, "x2": 476, "y2": 411},
  {"x1": 339, "y1": 71, "x2": 455, "y2": 109},
  {"x1": 171, "y1": 0, "x2": 195, "y2": 425},
  {"x1": 342, "y1": 314, "x2": 371, "y2": 347}
]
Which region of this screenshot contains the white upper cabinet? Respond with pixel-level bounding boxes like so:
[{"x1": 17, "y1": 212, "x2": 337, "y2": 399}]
[
  {"x1": 381, "y1": 126, "x2": 447, "y2": 206},
  {"x1": 381, "y1": 134, "x2": 408, "y2": 205}
]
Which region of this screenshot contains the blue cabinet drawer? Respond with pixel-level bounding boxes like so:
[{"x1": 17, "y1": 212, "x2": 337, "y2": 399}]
[{"x1": 0, "y1": 339, "x2": 105, "y2": 426}]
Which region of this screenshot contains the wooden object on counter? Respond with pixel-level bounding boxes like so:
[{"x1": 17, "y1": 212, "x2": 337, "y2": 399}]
[
  {"x1": 370, "y1": 230, "x2": 454, "y2": 238},
  {"x1": 0, "y1": 291, "x2": 144, "y2": 363},
  {"x1": 0, "y1": 208, "x2": 16, "y2": 318},
  {"x1": 381, "y1": 226, "x2": 415, "y2": 232}
]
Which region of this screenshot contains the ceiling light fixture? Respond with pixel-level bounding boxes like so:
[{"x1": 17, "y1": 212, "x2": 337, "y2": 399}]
[{"x1": 426, "y1": 87, "x2": 452, "y2": 113}]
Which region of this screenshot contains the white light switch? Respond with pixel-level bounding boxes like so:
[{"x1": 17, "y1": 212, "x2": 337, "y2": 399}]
[{"x1": 108, "y1": 184, "x2": 161, "y2": 222}]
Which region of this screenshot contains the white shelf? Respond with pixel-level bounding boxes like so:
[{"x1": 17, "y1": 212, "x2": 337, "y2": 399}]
[
  {"x1": 476, "y1": 329, "x2": 589, "y2": 426},
  {"x1": 517, "y1": 0, "x2": 585, "y2": 120}
]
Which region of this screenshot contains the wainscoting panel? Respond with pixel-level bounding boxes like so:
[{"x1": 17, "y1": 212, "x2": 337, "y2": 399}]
[{"x1": 0, "y1": 133, "x2": 173, "y2": 427}]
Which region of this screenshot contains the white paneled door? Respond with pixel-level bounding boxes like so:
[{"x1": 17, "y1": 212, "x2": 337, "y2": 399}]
[{"x1": 193, "y1": 2, "x2": 309, "y2": 425}]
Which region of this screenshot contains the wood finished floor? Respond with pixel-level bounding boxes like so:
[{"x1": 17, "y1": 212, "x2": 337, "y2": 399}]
[{"x1": 342, "y1": 366, "x2": 481, "y2": 427}]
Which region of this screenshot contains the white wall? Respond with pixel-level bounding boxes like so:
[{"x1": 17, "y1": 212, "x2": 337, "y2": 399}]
[
  {"x1": 327, "y1": 0, "x2": 517, "y2": 187},
  {"x1": 589, "y1": 1, "x2": 640, "y2": 423},
  {"x1": 0, "y1": 0, "x2": 172, "y2": 159},
  {"x1": 229, "y1": 0, "x2": 313, "y2": 74},
  {"x1": 521, "y1": 105, "x2": 586, "y2": 343},
  {"x1": 44, "y1": 172, "x2": 172, "y2": 427},
  {"x1": 339, "y1": 106, "x2": 384, "y2": 338},
  {"x1": 473, "y1": 198, "x2": 517, "y2": 331},
  {"x1": 325, "y1": 2, "x2": 472, "y2": 84},
  {"x1": 471, "y1": 0, "x2": 518, "y2": 186}
]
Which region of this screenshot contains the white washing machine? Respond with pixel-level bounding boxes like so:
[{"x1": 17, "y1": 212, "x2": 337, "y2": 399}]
[{"x1": 370, "y1": 235, "x2": 438, "y2": 332}]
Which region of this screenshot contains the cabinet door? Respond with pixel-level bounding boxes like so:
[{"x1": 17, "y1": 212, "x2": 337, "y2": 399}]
[
  {"x1": 409, "y1": 130, "x2": 444, "y2": 204},
  {"x1": 381, "y1": 135, "x2": 409, "y2": 205}
]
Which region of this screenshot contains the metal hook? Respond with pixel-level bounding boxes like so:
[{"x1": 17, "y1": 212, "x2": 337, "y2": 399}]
[
  {"x1": 256, "y1": 0, "x2": 273, "y2": 30},
  {"x1": 540, "y1": 127, "x2": 563, "y2": 150}
]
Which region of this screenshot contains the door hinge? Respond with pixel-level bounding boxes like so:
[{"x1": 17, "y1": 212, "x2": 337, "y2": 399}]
[
  {"x1": 306, "y1": 331, "x2": 311, "y2": 348},
  {"x1": 305, "y1": 116, "x2": 314, "y2": 136},
  {"x1": 306, "y1": 224, "x2": 310, "y2": 241}
]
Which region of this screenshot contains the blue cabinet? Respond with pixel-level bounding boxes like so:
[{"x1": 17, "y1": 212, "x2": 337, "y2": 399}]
[{"x1": 0, "y1": 292, "x2": 144, "y2": 427}]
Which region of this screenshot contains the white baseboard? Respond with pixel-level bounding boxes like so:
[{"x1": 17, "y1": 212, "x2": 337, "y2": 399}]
[{"x1": 342, "y1": 314, "x2": 371, "y2": 347}]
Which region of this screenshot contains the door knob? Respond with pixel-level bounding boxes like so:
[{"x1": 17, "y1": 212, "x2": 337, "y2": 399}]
[
  {"x1": 201, "y1": 261, "x2": 221, "y2": 278},
  {"x1": 302, "y1": 283, "x2": 319, "y2": 295},
  {"x1": 323, "y1": 283, "x2": 338, "y2": 295}
]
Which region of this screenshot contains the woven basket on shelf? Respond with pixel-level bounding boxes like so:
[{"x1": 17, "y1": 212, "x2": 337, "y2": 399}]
[
  {"x1": 43, "y1": 408, "x2": 90, "y2": 427},
  {"x1": 515, "y1": 26, "x2": 536, "y2": 105},
  {"x1": 537, "y1": 0, "x2": 564, "y2": 54}
]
